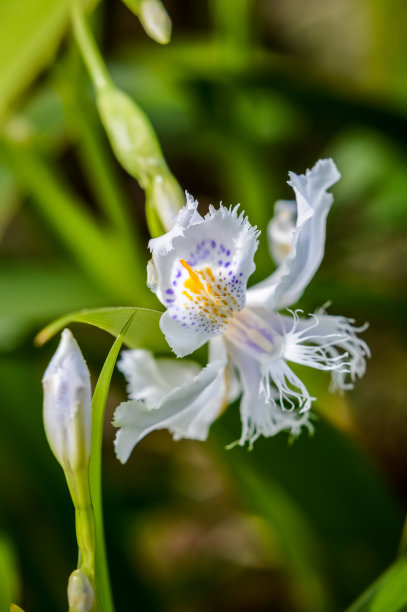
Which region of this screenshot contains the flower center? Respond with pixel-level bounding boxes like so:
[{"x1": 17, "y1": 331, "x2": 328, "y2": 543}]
[
  {"x1": 225, "y1": 309, "x2": 283, "y2": 362},
  {"x1": 180, "y1": 258, "x2": 235, "y2": 322}
]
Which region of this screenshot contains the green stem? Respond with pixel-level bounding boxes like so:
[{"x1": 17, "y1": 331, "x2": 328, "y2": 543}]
[
  {"x1": 70, "y1": 0, "x2": 111, "y2": 92},
  {"x1": 66, "y1": 473, "x2": 95, "y2": 573},
  {"x1": 65, "y1": 466, "x2": 96, "y2": 611},
  {"x1": 89, "y1": 314, "x2": 135, "y2": 612},
  {"x1": 75, "y1": 505, "x2": 96, "y2": 578}
]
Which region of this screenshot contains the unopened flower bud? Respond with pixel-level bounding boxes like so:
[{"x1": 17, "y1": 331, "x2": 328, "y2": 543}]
[
  {"x1": 139, "y1": 0, "x2": 172, "y2": 44},
  {"x1": 97, "y1": 87, "x2": 164, "y2": 188},
  {"x1": 42, "y1": 329, "x2": 92, "y2": 472},
  {"x1": 97, "y1": 86, "x2": 183, "y2": 236},
  {"x1": 146, "y1": 173, "x2": 184, "y2": 233},
  {"x1": 268, "y1": 199, "x2": 297, "y2": 265},
  {"x1": 67, "y1": 569, "x2": 95, "y2": 612}
]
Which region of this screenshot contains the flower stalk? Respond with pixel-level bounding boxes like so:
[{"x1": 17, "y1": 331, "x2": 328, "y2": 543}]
[
  {"x1": 70, "y1": 0, "x2": 184, "y2": 237},
  {"x1": 42, "y1": 329, "x2": 96, "y2": 610}
]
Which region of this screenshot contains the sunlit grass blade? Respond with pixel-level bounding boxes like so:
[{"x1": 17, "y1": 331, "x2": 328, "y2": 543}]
[
  {"x1": 346, "y1": 558, "x2": 407, "y2": 612},
  {"x1": 35, "y1": 306, "x2": 167, "y2": 352},
  {"x1": 0, "y1": 0, "x2": 68, "y2": 123}
]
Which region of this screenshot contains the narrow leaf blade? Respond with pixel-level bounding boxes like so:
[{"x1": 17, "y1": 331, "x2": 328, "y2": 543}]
[{"x1": 36, "y1": 306, "x2": 167, "y2": 352}]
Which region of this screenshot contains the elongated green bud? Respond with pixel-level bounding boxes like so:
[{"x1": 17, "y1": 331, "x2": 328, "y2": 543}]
[
  {"x1": 68, "y1": 569, "x2": 95, "y2": 612},
  {"x1": 97, "y1": 87, "x2": 184, "y2": 233},
  {"x1": 71, "y1": 0, "x2": 182, "y2": 236},
  {"x1": 97, "y1": 88, "x2": 162, "y2": 188}
]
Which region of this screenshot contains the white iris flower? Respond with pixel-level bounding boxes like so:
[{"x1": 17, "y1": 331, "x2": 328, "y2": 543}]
[{"x1": 114, "y1": 159, "x2": 369, "y2": 462}]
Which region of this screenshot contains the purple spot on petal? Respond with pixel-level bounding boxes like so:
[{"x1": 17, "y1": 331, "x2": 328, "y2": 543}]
[
  {"x1": 211, "y1": 240, "x2": 216, "y2": 248},
  {"x1": 176, "y1": 270, "x2": 181, "y2": 278},
  {"x1": 226, "y1": 250, "x2": 231, "y2": 256},
  {"x1": 218, "y1": 260, "x2": 223, "y2": 265},
  {"x1": 225, "y1": 262, "x2": 230, "y2": 268},
  {"x1": 166, "y1": 289, "x2": 174, "y2": 295}
]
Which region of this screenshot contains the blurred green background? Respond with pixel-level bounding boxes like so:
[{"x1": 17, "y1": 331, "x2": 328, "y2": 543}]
[{"x1": 1, "y1": 1, "x2": 407, "y2": 610}]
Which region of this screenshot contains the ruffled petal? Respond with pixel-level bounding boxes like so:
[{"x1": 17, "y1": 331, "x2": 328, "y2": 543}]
[
  {"x1": 148, "y1": 193, "x2": 259, "y2": 357},
  {"x1": 247, "y1": 159, "x2": 340, "y2": 310},
  {"x1": 226, "y1": 341, "x2": 312, "y2": 446},
  {"x1": 280, "y1": 309, "x2": 370, "y2": 392},
  {"x1": 113, "y1": 358, "x2": 227, "y2": 463}
]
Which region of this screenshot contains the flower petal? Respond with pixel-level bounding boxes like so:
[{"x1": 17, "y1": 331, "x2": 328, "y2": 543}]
[
  {"x1": 118, "y1": 349, "x2": 201, "y2": 405},
  {"x1": 247, "y1": 159, "x2": 340, "y2": 310},
  {"x1": 113, "y1": 359, "x2": 227, "y2": 462},
  {"x1": 226, "y1": 341, "x2": 312, "y2": 446},
  {"x1": 148, "y1": 193, "x2": 259, "y2": 357},
  {"x1": 280, "y1": 309, "x2": 370, "y2": 392}
]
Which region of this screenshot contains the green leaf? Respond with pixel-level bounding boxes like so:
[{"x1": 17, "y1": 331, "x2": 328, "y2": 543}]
[
  {"x1": 36, "y1": 306, "x2": 167, "y2": 353},
  {"x1": 346, "y1": 558, "x2": 407, "y2": 612},
  {"x1": 90, "y1": 318, "x2": 135, "y2": 612}
]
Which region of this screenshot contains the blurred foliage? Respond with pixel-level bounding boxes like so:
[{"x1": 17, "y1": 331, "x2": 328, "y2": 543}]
[
  {"x1": 1, "y1": 0, "x2": 407, "y2": 611},
  {"x1": 0, "y1": 534, "x2": 20, "y2": 610}
]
